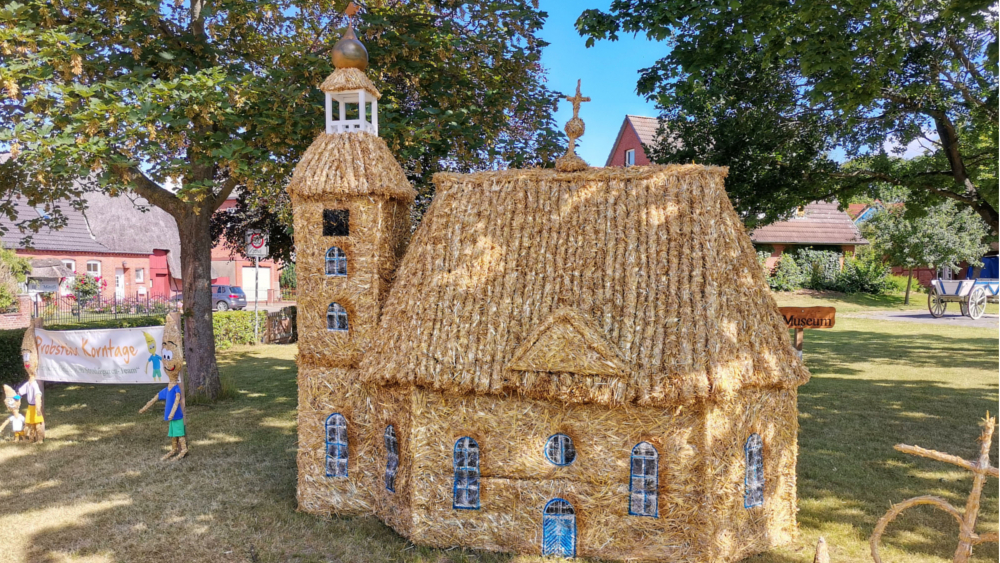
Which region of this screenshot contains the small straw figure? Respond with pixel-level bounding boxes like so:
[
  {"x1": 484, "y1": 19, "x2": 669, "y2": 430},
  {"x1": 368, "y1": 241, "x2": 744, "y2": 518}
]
[
  {"x1": 0, "y1": 384, "x2": 26, "y2": 442},
  {"x1": 17, "y1": 324, "x2": 44, "y2": 443},
  {"x1": 554, "y1": 79, "x2": 591, "y2": 172},
  {"x1": 139, "y1": 313, "x2": 188, "y2": 461},
  {"x1": 870, "y1": 413, "x2": 998, "y2": 563}
]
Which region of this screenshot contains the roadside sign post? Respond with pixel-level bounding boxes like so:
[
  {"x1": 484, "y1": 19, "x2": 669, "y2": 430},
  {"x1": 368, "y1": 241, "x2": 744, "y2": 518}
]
[
  {"x1": 246, "y1": 230, "x2": 269, "y2": 343},
  {"x1": 778, "y1": 306, "x2": 836, "y2": 359}
]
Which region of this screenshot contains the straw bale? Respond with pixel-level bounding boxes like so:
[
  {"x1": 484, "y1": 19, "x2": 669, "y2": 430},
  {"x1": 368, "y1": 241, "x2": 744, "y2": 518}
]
[
  {"x1": 406, "y1": 388, "x2": 707, "y2": 560},
  {"x1": 704, "y1": 387, "x2": 800, "y2": 561},
  {"x1": 360, "y1": 164, "x2": 808, "y2": 407},
  {"x1": 292, "y1": 196, "x2": 411, "y2": 366},
  {"x1": 320, "y1": 67, "x2": 381, "y2": 99},
  {"x1": 287, "y1": 132, "x2": 414, "y2": 201},
  {"x1": 297, "y1": 366, "x2": 376, "y2": 515}
]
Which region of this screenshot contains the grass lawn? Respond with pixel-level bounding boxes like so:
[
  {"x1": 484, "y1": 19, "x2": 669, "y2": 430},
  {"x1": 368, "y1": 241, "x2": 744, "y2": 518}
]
[{"x1": 0, "y1": 294, "x2": 996, "y2": 563}]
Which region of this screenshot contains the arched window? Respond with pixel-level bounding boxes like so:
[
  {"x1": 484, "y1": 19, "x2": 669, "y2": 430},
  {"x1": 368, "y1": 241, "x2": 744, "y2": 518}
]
[
  {"x1": 384, "y1": 425, "x2": 399, "y2": 492},
  {"x1": 744, "y1": 433, "x2": 764, "y2": 508},
  {"x1": 325, "y1": 247, "x2": 347, "y2": 276},
  {"x1": 544, "y1": 433, "x2": 576, "y2": 466},
  {"x1": 542, "y1": 498, "x2": 576, "y2": 557},
  {"x1": 453, "y1": 437, "x2": 480, "y2": 510},
  {"x1": 629, "y1": 442, "x2": 658, "y2": 517},
  {"x1": 327, "y1": 303, "x2": 349, "y2": 332},
  {"x1": 325, "y1": 413, "x2": 348, "y2": 478}
]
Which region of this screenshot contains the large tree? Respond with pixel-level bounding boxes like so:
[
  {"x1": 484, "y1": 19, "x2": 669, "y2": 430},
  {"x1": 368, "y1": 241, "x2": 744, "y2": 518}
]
[
  {"x1": 641, "y1": 49, "x2": 841, "y2": 228},
  {"x1": 0, "y1": 0, "x2": 563, "y2": 399},
  {"x1": 577, "y1": 0, "x2": 999, "y2": 231}
]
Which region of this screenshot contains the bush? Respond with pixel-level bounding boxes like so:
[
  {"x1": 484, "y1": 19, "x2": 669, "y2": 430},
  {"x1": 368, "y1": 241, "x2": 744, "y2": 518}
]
[
  {"x1": 71, "y1": 273, "x2": 106, "y2": 303},
  {"x1": 214, "y1": 310, "x2": 268, "y2": 350},
  {"x1": 756, "y1": 251, "x2": 773, "y2": 278},
  {"x1": 0, "y1": 328, "x2": 27, "y2": 387},
  {"x1": 768, "y1": 254, "x2": 804, "y2": 291},
  {"x1": 793, "y1": 249, "x2": 842, "y2": 290},
  {"x1": 45, "y1": 316, "x2": 168, "y2": 331},
  {"x1": 886, "y1": 274, "x2": 912, "y2": 293},
  {"x1": 834, "y1": 250, "x2": 893, "y2": 294}
]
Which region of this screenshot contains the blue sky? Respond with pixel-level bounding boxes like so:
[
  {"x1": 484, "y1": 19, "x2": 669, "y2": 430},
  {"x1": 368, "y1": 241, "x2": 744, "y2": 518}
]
[{"x1": 539, "y1": 2, "x2": 664, "y2": 165}]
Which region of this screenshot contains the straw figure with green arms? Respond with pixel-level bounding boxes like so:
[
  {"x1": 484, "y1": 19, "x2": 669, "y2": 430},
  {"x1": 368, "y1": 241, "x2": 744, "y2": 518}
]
[{"x1": 139, "y1": 313, "x2": 188, "y2": 460}]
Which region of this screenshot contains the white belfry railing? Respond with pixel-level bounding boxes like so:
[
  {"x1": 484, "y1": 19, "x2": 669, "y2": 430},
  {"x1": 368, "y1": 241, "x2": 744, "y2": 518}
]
[{"x1": 325, "y1": 89, "x2": 378, "y2": 136}]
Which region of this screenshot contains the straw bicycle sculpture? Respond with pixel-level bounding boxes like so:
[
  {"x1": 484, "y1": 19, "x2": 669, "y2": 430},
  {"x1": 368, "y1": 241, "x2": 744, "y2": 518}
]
[{"x1": 870, "y1": 414, "x2": 998, "y2": 563}]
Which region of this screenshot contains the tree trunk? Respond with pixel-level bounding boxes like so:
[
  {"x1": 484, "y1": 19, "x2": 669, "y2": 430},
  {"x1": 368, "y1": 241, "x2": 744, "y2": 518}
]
[
  {"x1": 177, "y1": 210, "x2": 221, "y2": 400},
  {"x1": 904, "y1": 267, "x2": 913, "y2": 305}
]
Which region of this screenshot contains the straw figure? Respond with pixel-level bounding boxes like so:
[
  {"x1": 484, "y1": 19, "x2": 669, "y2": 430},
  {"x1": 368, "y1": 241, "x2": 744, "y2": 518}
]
[
  {"x1": 17, "y1": 323, "x2": 44, "y2": 443},
  {"x1": 289, "y1": 14, "x2": 809, "y2": 562},
  {"x1": 139, "y1": 313, "x2": 188, "y2": 461},
  {"x1": 870, "y1": 414, "x2": 997, "y2": 563},
  {"x1": 1, "y1": 384, "x2": 26, "y2": 442}
]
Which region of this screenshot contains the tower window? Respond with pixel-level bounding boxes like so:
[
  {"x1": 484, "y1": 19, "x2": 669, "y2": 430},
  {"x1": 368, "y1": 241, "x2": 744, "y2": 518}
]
[
  {"x1": 453, "y1": 437, "x2": 480, "y2": 510},
  {"x1": 744, "y1": 433, "x2": 764, "y2": 508},
  {"x1": 327, "y1": 302, "x2": 349, "y2": 332},
  {"x1": 323, "y1": 209, "x2": 350, "y2": 237},
  {"x1": 625, "y1": 149, "x2": 636, "y2": 167},
  {"x1": 629, "y1": 442, "x2": 658, "y2": 517},
  {"x1": 326, "y1": 247, "x2": 348, "y2": 276},
  {"x1": 325, "y1": 413, "x2": 348, "y2": 478},
  {"x1": 384, "y1": 425, "x2": 399, "y2": 492},
  {"x1": 544, "y1": 434, "x2": 576, "y2": 466}
]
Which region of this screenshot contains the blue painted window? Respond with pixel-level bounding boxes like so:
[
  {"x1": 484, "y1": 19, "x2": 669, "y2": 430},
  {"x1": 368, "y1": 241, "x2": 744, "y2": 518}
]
[
  {"x1": 744, "y1": 433, "x2": 764, "y2": 508},
  {"x1": 327, "y1": 303, "x2": 349, "y2": 332},
  {"x1": 542, "y1": 498, "x2": 576, "y2": 558},
  {"x1": 544, "y1": 434, "x2": 576, "y2": 466},
  {"x1": 325, "y1": 413, "x2": 348, "y2": 478},
  {"x1": 629, "y1": 442, "x2": 658, "y2": 517},
  {"x1": 325, "y1": 247, "x2": 348, "y2": 276},
  {"x1": 384, "y1": 425, "x2": 399, "y2": 492},
  {"x1": 453, "y1": 437, "x2": 480, "y2": 509}
]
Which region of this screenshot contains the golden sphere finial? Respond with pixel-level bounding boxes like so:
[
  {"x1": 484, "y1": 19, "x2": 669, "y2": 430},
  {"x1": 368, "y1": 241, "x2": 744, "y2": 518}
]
[{"x1": 332, "y1": 3, "x2": 368, "y2": 71}]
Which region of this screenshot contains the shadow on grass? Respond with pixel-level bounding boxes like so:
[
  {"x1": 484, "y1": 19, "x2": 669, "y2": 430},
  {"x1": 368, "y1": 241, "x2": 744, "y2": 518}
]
[
  {"x1": 801, "y1": 328, "x2": 998, "y2": 375},
  {"x1": 0, "y1": 342, "x2": 996, "y2": 563}
]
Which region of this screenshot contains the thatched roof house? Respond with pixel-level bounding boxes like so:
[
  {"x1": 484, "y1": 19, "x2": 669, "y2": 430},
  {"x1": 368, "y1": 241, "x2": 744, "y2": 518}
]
[{"x1": 293, "y1": 24, "x2": 808, "y2": 563}]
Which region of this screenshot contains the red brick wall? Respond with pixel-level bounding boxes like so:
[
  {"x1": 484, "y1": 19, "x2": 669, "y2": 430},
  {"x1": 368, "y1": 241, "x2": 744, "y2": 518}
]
[
  {"x1": 212, "y1": 199, "x2": 285, "y2": 300},
  {"x1": 0, "y1": 295, "x2": 31, "y2": 330},
  {"x1": 606, "y1": 122, "x2": 651, "y2": 167},
  {"x1": 15, "y1": 250, "x2": 152, "y2": 298}
]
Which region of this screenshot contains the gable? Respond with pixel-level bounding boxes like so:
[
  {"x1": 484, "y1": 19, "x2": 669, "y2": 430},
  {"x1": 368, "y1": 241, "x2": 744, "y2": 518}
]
[{"x1": 506, "y1": 308, "x2": 626, "y2": 377}]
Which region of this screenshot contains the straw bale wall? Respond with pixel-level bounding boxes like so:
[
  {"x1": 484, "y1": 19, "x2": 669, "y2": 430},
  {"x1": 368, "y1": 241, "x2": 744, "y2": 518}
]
[
  {"x1": 706, "y1": 388, "x2": 800, "y2": 561},
  {"x1": 292, "y1": 195, "x2": 411, "y2": 366},
  {"x1": 407, "y1": 389, "x2": 707, "y2": 561}
]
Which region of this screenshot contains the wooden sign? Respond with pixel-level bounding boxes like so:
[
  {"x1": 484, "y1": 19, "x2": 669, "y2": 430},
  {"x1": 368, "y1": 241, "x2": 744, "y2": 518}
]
[
  {"x1": 779, "y1": 307, "x2": 836, "y2": 359},
  {"x1": 779, "y1": 307, "x2": 836, "y2": 329}
]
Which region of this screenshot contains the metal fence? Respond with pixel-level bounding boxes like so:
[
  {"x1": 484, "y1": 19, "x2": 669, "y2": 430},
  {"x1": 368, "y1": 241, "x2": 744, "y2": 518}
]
[{"x1": 32, "y1": 292, "x2": 180, "y2": 324}]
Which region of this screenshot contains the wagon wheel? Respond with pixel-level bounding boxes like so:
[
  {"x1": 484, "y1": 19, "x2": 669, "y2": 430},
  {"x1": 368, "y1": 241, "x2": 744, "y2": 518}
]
[
  {"x1": 967, "y1": 287, "x2": 988, "y2": 320},
  {"x1": 928, "y1": 293, "x2": 947, "y2": 318}
]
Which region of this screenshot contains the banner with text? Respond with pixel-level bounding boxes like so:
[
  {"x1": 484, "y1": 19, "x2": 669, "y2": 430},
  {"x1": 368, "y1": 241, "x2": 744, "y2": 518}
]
[{"x1": 36, "y1": 327, "x2": 166, "y2": 384}]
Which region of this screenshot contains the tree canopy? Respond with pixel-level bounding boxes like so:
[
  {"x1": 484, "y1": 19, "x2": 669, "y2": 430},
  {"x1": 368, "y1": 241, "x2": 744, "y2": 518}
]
[
  {"x1": 577, "y1": 0, "x2": 999, "y2": 231},
  {"x1": 1, "y1": 0, "x2": 564, "y2": 398}
]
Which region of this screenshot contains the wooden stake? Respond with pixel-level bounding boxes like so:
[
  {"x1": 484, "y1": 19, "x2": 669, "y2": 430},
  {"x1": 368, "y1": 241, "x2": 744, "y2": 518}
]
[{"x1": 794, "y1": 327, "x2": 804, "y2": 359}]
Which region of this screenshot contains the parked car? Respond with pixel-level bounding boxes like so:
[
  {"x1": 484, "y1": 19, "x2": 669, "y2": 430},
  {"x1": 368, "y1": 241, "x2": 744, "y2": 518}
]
[{"x1": 212, "y1": 285, "x2": 248, "y2": 311}]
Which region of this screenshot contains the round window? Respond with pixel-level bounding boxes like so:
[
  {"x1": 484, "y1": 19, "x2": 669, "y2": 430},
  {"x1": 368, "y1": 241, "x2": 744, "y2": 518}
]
[{"x1": 544, "y1": 433, "x2": 576, "y2": 466}]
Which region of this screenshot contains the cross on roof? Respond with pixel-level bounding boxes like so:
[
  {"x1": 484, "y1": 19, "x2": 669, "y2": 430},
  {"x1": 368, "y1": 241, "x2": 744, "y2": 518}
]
[{"x1": 565, "y1": 79, "x2": 590, "y2": 121}]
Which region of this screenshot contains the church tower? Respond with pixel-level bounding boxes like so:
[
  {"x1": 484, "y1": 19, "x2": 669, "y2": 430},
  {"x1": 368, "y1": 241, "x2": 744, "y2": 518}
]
[
  {"x1": 287, "y1": 17, "x2": 415, "y2": 367},
  {"x1": 288, "y1": 11, "x2": 415, "y2": 516}
]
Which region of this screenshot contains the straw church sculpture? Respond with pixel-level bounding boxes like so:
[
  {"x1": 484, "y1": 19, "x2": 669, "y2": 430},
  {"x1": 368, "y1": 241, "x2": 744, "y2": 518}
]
[{"x1": 291, "y1": 17, "x2": 810, "y2": 562}]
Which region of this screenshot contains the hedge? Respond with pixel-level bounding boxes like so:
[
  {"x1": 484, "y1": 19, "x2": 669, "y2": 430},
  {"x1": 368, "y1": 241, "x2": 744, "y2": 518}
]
[{"x1": 213, "y1": 310, "x2": 268, "y2": 350}]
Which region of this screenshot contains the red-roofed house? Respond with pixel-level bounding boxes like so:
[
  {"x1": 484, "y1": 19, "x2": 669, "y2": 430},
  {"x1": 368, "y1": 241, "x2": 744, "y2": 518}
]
[
  {"x1": 752, "y1": 201, "x2": 867, "y2": 269},
  {"x1": 605, "y1": 115, "x2": 659, "y2": 167}
]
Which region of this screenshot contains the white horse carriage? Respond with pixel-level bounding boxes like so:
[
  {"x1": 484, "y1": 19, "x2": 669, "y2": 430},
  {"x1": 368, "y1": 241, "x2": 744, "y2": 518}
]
[{"x1": 928, "y1": 278, "x2": 999, "y2": 320}]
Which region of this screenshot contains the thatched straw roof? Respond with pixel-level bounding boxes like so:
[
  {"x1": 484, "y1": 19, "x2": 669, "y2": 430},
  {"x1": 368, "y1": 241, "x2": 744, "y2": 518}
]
[
  {"x1": 320, "y1": 68, "x2": 381, "y2": 99},
  {"x1": 287, "y1": 132, "x2": 415, "y2": 201},
  {"x1": 360, "y1": 164, "x2": 808, "y2": 407}
]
